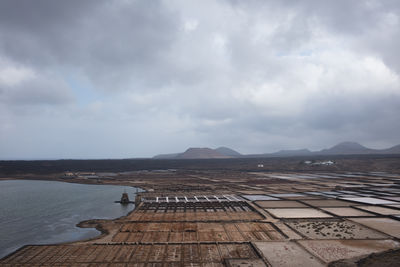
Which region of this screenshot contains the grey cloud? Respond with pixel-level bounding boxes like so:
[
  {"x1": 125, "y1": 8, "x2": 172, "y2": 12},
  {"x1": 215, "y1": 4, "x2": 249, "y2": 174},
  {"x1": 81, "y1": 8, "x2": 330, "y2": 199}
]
[
  {"x1": 0, "y1": 0, "x2": 400, "y2": 158},
  {"x1": 302, "y1": 92, "x2": 400, "y2": 131},
  {"x1": 228, "y1": 0, "x2": 400, "y2": 74},
  {"x1": 303, "y1": 0, "x2": 400, "y2": 74},
  {"x1": 0, "y1": 76, "x2": 74, "y2": 106},
  {"x1": 0, "y1": 0, "x2": 180, "y2": 90},
  {"x1": 0, "y1": 0, "x2": 102, "y2": 64}
]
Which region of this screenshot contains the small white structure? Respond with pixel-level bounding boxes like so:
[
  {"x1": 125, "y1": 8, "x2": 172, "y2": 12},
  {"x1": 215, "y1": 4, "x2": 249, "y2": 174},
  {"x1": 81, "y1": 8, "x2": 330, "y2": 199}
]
[
  {"x1": 304, "y1": 160, "x2": 335, "y2": 166},
  {"x1": 257, "y1": 164, "x2": 264, "y2": 168}
]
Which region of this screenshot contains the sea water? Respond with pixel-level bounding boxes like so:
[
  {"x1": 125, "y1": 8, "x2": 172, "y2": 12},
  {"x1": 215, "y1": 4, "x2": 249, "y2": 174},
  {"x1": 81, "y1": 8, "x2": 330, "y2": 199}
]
[{"x1": 0, "y1": 179, "x2": 141, "y2": 258}]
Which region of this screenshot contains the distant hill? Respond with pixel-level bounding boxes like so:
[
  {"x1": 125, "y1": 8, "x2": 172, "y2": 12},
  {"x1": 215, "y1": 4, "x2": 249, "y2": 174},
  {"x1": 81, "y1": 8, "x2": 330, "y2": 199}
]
[
  {"x1": 381, "y1": 144, "x2": 400, "y2": 154},
  {"x1": 176, "y1": 148, "x2": 231, "y2": 159},
  {"x1": 260, "y1": 142, "x2": 400, "y2": 157},
  {"x1": 214, "y1": 147, "x2": 242, "y2": 157},
  {"x1": 153, "y1": 147, "x2": 241, "y2": 159},
  {"x1": 316, "y1": 142, "x2": 400, "y2": 155},
  {"x1": 317, "y1": 142, "x2": 373, "y2": 155},
  {"x1": 153, "y1": 142, "x2": 400, "y2": 159}
]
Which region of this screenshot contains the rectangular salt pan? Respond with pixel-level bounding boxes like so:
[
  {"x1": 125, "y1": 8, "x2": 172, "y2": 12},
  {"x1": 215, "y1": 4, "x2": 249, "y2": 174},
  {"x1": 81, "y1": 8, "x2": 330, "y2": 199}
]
[
  {"x1": 341, "y1": 197, "x2": 398, "y2": 205},
  {"x1": 266, "y1": 208, "x2": 333, "y2": 218},
  {"x1": 269, "y1": 193, "x2": 305, "y2": 198},
  {"x1": 242, "y1": 195, "x2": 279, "y2": 201}
]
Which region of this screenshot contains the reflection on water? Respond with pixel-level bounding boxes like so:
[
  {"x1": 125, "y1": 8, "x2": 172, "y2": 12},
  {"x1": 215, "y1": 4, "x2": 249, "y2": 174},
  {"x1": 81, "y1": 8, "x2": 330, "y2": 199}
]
[{"x1": 0, "y1": 180, "x2": 141, "y2": 258}]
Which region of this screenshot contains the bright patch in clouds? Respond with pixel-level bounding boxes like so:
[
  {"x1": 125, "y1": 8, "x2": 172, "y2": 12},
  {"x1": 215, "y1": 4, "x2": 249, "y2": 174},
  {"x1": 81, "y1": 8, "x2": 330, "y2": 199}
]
[
  {"x1": 0, "y1": 61, "x2": 35, "y2": 86},
  {"x1": 183, "y1": 19, "x2": 198, "y2": 32}
]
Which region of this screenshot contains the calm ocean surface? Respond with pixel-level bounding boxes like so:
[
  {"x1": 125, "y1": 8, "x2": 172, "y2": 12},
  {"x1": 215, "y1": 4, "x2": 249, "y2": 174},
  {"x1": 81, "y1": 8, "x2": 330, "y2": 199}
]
[{"x1": 0, "y1": 180, "x2": 141, "y2": 258}]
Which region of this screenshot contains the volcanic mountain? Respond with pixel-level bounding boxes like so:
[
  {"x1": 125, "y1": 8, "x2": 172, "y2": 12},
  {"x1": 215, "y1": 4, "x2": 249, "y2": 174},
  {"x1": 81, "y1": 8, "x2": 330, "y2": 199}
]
[
  {"x1": 153, "y1": 147, "x2": 241, "y2": 159},
  {"x1": 317, "y1": 141, "x2": 373, "y2": 155},
  {"x1": 176, "y1": 148, "x2": 230, "y2": 159}
]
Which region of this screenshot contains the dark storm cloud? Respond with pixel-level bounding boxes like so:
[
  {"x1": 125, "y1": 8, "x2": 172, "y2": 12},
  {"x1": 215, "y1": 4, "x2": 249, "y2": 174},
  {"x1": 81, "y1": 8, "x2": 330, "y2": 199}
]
[
  {"x1": 0, "y1": 0, "x2": 180, "y2": 89},
  {"x1": 302, "y1": 92, "x2": 400, "y2": 133},
  {"x1": 0, "y1": 0, "x2": 102, "y2": 64},
  {"x1": 1, "y1": 76, "x2": 74, "y2": 106},
  {"x1": 0, "y1": 0, "x2": 399, "y2": 158}
]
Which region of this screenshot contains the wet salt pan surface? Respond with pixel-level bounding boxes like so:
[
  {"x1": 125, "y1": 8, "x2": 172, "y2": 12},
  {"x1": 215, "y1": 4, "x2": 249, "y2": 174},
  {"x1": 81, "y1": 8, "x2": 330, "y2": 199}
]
[
  {"x1": 341, "y1": 197, "x2": 398, "y2": 205},
  {"x1": 242, "y1": 195, "x2": 279, "y2": 201},
  {"x1": 266, "y1": 208, "x2": 333, "y2": 218},
  {"x1": 321, "y1": 207, "x2": 373, "y2": 217}
]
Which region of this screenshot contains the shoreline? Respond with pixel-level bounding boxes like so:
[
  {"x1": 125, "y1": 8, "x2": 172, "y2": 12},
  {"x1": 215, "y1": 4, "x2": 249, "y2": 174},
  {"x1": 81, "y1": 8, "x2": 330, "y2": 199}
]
[
  {"x1": 0, "y1": 176, "x2": 133, "y2": 186},
  {"x1": 0, "y1": 179, "x2": 143, "y2": 259}
]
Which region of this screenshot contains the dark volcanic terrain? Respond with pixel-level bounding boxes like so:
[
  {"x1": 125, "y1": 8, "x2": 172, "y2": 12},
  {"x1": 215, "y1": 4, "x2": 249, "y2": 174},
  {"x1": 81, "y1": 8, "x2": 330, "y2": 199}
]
[{"x1": 1, "y1": 154, "x2": 400, "y2": 177}]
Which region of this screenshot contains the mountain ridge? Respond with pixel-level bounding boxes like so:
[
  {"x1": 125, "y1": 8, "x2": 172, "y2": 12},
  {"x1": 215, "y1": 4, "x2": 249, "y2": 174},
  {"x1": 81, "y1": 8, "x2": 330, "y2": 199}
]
[{"x1": 153, "y1": 142, "x2": 400, "y2": 159}]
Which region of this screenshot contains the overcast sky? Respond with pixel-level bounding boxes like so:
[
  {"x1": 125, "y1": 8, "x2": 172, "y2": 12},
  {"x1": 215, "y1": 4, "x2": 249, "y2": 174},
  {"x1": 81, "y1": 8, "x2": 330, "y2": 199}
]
[{"x1": 0, "y1": 0, "x2": 400, "y2": 159}]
